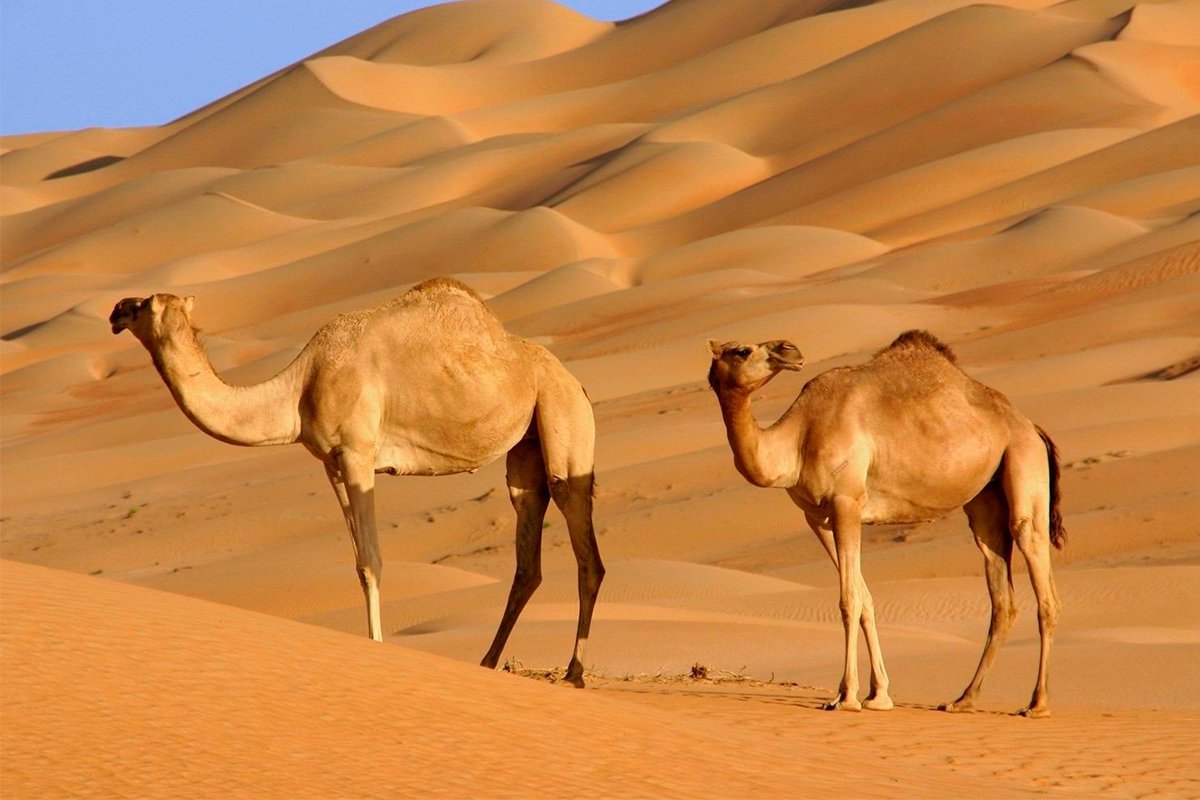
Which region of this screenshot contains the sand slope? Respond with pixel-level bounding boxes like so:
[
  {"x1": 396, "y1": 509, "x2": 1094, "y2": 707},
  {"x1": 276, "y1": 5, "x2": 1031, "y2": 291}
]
[
  {"x1": 8, "y1": 559, "x2": 1200, "y2": 799},
  {"x1": 3, "y1": 0, "x2": 1199, "y2": 796}
]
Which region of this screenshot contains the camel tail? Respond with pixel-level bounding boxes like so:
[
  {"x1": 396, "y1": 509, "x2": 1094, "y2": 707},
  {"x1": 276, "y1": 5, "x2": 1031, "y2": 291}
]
[{"x1": 1037, "y1": 425, "x2": 1066, "y2": 550}]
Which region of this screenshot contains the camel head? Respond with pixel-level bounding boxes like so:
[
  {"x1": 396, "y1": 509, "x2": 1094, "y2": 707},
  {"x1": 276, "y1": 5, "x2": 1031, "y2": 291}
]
[
  {"x1": 707, "y1": 339, "x2": 804, "y2": 393},
  {"x1": 110, "y1": 293, "x2": 196, "y2": 344}
]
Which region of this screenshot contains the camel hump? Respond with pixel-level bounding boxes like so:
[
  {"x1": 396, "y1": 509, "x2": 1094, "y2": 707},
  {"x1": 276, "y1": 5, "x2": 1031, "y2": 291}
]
[
  {"x1": 389, "y1": 277, "x2": 499, "y2": 324},
  {"x1": 406, "y1": 276, "x2": 484, "y2": 303},
  {"x1": 881, "y1": 329, "x2": 958, "y2": 364}
]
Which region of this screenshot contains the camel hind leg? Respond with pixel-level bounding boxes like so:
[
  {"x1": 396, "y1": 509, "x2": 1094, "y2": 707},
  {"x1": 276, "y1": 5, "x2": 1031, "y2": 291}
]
[
  {"x1": 942, "y1": 482, "x2": 1016, "y2": 713},
  {"x1": 548, "y1": 471, "x2": 603, "y2": 687},
  {"x1": 481, "y1": 438, "x2": 550, "y2": 670},
  {"x1": 536, "y1": 373, "x2": 605, "y2": 688},
  {"x1": 1003, "y1": 434, "x2": 1061, "y2": 718}
]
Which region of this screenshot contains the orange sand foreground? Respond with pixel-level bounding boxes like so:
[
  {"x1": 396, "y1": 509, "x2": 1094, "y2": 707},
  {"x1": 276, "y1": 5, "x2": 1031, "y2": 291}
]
[{"x1": 2, "y1": 0, "x2": 1198, "y2": 797}]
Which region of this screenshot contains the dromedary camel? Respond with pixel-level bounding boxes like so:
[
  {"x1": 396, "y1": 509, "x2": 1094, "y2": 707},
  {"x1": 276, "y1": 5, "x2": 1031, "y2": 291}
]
[
  {"x1": 110, "y1": 277, "x2": 604, "y2": 686},
  {"x1": 707, "y1": 330, "x2": 1064, "y2": 717}
]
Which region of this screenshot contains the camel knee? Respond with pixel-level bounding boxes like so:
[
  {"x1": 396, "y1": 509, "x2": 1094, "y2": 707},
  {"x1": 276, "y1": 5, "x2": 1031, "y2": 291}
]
[
  {"x1": 1037, "y1": 596, "x2": 1060, "y2": 631},
  {"x1": 548, "y1": 473, "x2": 594, "y2": 510},
  {"x1": 992, "y1": 600, "x2": 1017, "y2": 634},
  {"x1": 548, "y1": 474, "x2": 572, "y2": 508},
  {"x1": 839, "y1": 593, "x2": 863, "y2": 626},
  {"x1": 858, "y1": 589, "x2": 877, "y2": 626},
  {"x1": 585, "y1": 558, "x2": 606, "y2": 591},
  {"x1": 1010, "y1": 516, "x2": 1034, "y2": 546},
  {"x1": 508, "y1": 482, "x2": 549, "y2": 509},
  {"x1": 357, "y1": 562, "x2": 381, "y2": 592},
  {"x1": 513, "y1": 566, "x2": 543, "y2": 599}
]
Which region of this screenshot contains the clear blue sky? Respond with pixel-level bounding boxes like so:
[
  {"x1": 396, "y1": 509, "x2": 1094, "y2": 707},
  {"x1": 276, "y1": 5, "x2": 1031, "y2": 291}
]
[{"x1": 0, "y1": 1, "x2": 663, "y2": 135}]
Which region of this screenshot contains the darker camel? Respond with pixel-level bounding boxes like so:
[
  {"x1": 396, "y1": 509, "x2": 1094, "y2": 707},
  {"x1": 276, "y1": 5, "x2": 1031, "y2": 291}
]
[{"x1": 707, "y1": 331, "x2": 1064, "y2": 717}]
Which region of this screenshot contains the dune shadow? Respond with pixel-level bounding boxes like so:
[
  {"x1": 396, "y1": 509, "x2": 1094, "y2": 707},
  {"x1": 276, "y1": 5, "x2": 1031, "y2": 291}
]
[
  {"x1": 1, "y1": 320, "x2": 46, "y2": 341},
  {"x1": 44, "y1": 155, "x2": 124, "y2": 180}
]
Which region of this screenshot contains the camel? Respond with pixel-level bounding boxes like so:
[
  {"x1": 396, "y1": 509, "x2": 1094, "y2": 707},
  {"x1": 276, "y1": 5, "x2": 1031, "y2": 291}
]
[
  {"x1": 707, "y1": 330, "x2": 1064, "y2": 717},
  {"x1": 110, "y1": 277, "x2": 604, "y2": 686}
]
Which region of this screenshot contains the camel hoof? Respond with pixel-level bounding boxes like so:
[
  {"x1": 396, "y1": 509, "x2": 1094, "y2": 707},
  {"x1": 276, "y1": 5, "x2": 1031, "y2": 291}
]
[
  {"x1": 823, "y1": 698, "x2": 862, "y2": 712},
  {"x1": 562, "y1": 672, "x2": 586, "y2": 689},
  {"x1": 939, "y1": 700, "x2": 976, "y2": 714},
  {"x1": 1018, "y1": 705, "x2": 1050, "y2": 719},
  {"x1": 864, "y1": 696, "x2": 894, "y2": 711}
]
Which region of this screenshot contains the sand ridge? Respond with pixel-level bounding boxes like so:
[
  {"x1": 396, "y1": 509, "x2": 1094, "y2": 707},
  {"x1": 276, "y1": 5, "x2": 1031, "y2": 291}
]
[{"x1": 3, "y1": 0, "x2": 1200, "y2": 796}]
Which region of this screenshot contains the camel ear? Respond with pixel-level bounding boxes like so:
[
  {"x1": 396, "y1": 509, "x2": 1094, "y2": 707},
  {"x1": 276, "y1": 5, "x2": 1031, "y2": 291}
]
[
  {"x1": 707, "y1": 339, "x2": 724, "y2": 358},
  {"x1": 183, "y1": 295, "x2": 196, "y2": 314}
]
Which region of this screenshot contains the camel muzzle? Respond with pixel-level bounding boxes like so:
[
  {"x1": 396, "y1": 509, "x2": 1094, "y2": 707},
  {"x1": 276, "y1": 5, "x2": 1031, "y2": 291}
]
[
  {"x1": 766, "y1": 341, "x2": 804, "y2": 371},
  {"x1": 109, "y1": 297, "x2": 144, "y2": 334}
]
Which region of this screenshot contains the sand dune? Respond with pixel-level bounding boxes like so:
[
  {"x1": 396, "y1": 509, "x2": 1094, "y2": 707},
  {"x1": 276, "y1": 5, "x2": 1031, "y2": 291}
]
[
  {"x1": 3, "y1": 0, "x2": 1199, "y2": 796},
  {"x1": 7, "y1": 560, "x2": 1199, "y2": 798}
]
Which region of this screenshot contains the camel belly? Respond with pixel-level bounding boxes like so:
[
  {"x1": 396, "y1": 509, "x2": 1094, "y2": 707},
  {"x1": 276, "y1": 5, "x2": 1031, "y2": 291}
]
[
  {"x1": 861, "y1": 494, "x2": 958, "y2": 525},
  {"x1": 374, "y1": 400, "x2": 535, "y2": 477},
  {"x1": 860, "y1": 455, "x2": 1000, "y2": 524},
  {"x1": 373, "y1": 444, "x2": 495, "y2": 476}
]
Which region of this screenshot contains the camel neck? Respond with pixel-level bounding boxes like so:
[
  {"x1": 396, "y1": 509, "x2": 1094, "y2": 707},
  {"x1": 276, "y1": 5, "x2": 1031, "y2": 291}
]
[
  {"x1": 150, "y1": 327, "x2": 304, "y2": 447},
  {"x1": 715, "y1": 388, "x2": 788, "y2": 488}
]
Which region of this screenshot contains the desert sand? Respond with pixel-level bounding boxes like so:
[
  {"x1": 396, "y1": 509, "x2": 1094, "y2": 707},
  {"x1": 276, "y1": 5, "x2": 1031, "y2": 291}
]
[{"x1": 2, "y1": 0, "x2": 1198, "y2": 797}]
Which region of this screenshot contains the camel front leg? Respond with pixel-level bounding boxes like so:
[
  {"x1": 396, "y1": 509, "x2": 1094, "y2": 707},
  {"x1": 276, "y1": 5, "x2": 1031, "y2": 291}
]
[
  {"x1": 328, "y1": 453, "x2": 383, "y2": 642},
  {"x1": 805, "y1": 511, "x2": 891, "y2": 711},
  {"x1": 827, "y1": 495, "x2": 867, "y2": 711},
  {"x1": 481, "y1": 440, "x2": 550, "y2": 670}
]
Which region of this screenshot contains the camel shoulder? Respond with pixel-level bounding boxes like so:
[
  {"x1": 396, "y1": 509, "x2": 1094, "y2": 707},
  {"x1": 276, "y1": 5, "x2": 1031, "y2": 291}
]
[{"x1": 302, "y1": 309, "x2": 372, "y2": 366}]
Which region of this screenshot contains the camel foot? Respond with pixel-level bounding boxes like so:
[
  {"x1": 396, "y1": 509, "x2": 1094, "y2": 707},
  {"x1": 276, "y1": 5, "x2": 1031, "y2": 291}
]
[
  {"x1": 863, "y1": 694, "x2": 894, "y2": 711},
  {"x1": 939, "y1": 699, "x2": 977, "y2": 714},
  {"x1": 823, "y1": 697, "x2": 862, "y2": 712},
  {"x1": 561, "y1": 672, "x2": 586, "y2": 689},
  {"x1": 1018, "y1": 705, "x2": 1050, "y2": 719},
  {"x1": 479, "y1": 655, "x2": 499, "y2": 670}
]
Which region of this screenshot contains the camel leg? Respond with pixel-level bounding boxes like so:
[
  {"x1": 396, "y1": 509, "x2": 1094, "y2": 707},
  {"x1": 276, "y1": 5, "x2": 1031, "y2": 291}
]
[
  {"x1": 1004, "y1": 444, "x2": 1060, "y2": 718},
  {"x1": 942, "y1": 484, "x2": 1015, "y2": 713},
  {"x1": 805, "y1": 511, "x2": 891, "y2": 710},
  {"x1": 328, "y1": 452, "x2": 383, "y2": 642},
  {"x1": 827, "y1": 495, "x2": 866, "y2": 711},
  {"x1": 481, "y1": 439, "x2": 550, "y2": 670},
  {"x1": 550, "y1": 472, "x2": 604, "y2": 688},
  {"x1": 535, "y1": 382, "x2": 604, "y2": 688}
]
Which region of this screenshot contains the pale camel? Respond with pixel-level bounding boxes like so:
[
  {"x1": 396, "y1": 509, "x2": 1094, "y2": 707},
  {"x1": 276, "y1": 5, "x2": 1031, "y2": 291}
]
[
  {"x1": 707, "y1": 330, "x2": 1065, "y2": 717},
  {"x1": 110, "y1": 277, "x2": 604, "y2": 686}
]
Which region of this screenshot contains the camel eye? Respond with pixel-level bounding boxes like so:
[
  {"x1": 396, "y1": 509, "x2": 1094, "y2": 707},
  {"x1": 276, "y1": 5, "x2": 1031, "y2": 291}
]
[{"x1": 733, "y1": 347, "x2": 752, "y2": 358}]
